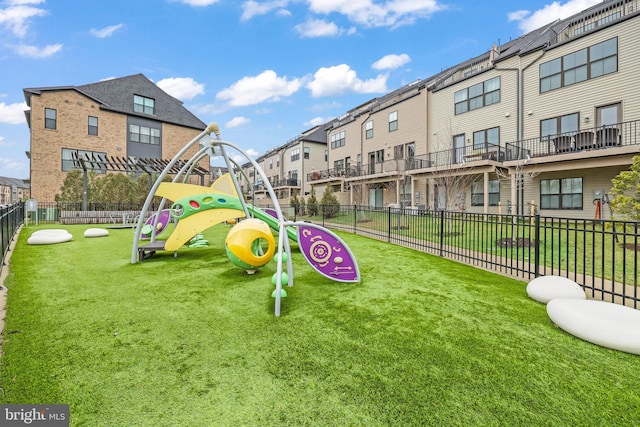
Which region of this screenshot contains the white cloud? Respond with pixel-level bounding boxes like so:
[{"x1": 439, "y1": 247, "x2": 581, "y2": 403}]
[
  {"x1": 306, "y1": 64, "x2": 388, "y2": 97},
  {"x1": 0, "y1": 2, "x2": 47, "y2": 37},
  {"x1": 90, "y1": 23, "x2": 124, "y2": 38},
  {"x1": 0, "y1": 101, "x2": 28, "y2": 124},
  {"x1": 0, "y1": 156, "x2": 25, "y2": 172},
  {"x1": 216, "y1": 70, "x2": 302, "y2": 107},
  {"x1": 226, "y1": 116, "x2": 250, "y2": 128},
  {"x1": 294, "y1": 19, "x2": 340, "y2": 37},
  {"x1": 241, "y1": 0, "x2": 290, "y2": 21},
  {"x1": 305, "y1": 117, "x2": 326, "y2": 126},
  {"x1": 177, "y1": 0, "x2": 221, "y2": 6},
  {"x1": 372, "y1": 53, "x2": 411, "y2": 70},
  {"x1": 222, "y1": 147, "x2": 259, "y2": 165},
  {"x1": 13, "y1": 43, "x2": 62, "y2": 58},
  {"x1": 508, "y1": 0, "x2": 601, "y2": 33},
  {"x1": 307, "y1": 0, "x2": 444, "y2": 28},
  {"x1": 157, "y1": 77, "x2": 205, "y2": 101}
]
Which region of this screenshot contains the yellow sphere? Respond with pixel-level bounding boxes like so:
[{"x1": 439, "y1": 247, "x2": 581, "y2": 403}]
[{"x1": 225, "y1": 218, "x2": 275, "y2": 270}]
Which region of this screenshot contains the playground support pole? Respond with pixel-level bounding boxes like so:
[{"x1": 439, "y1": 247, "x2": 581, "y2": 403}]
[{"x1": 131, "y1": 125, "x2": 214, "y2": 264}]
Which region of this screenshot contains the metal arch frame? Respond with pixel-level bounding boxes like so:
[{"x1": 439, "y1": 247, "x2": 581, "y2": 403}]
[{"x1": 131, "y1": 123, "x2": 294, "y2": 316}]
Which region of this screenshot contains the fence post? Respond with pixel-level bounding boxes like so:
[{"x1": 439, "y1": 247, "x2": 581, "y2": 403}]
[
  {"x1": 439, "y1": 210, "x2": 445, "y2": 257},
  {"x1": 353, "y1": 205, "x2": 357, "y2": 234},
  {"x1": 387, "y1": 206, "x2": 391, "y2": 242},
  {"x1": 534, "y1": 214, "x2": 541, "y2": 278}
]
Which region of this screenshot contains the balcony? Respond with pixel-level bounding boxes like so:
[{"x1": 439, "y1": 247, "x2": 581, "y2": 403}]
[
  {"x1": 505, "y1": 120, "x2": 638, "y2": 162},
  {"x1": 407, "y1": 143, "x2": 506, "y2": 170},
  {"x1": 307, "y1": 159, "x2": 408, "y2": 182},
  {"x1": 406, "y1": 119, "x2": 639, "y2": 171},
  {"x1": 273, "y1": 178, "x2": 300, "y2": 188}
]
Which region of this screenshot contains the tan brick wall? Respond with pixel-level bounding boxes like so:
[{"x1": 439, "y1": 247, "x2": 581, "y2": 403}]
[{"x1": 29, "y1": 90, "x2": 208, "y2": 201}]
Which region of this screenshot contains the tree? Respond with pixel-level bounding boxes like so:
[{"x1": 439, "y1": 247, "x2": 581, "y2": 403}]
[
  {"x1": 610, "y1": 155, "x2": 640, "y2": 220},
  {"x1": 55, "y1": 169, "x2": 99, "y2": 204},
  {"x1": 307, "y1": 189, "x2": 319, "y2": 216},
  {"x1": 494, "y1": 157, "x2": 539, "y2": 216},
  {"x1": 290, "y1": 193, "x2": 299, "y2": 215},
  {"x1": 320, "y1": 185, "x2": 340, "y2": 218}
]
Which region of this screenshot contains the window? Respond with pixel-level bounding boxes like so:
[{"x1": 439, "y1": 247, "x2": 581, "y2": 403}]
[
  {"x1": 365, "y1": 120, "x2": 373, "y2": 139},
  {"x1": 406, "y1": 142, "x2": 415, "y2": 159},
  {"x1": 388, "y1": 111, "x2": 398, "y2": 132},
  {"x1": 291, "y1": 148, "x2": 300, "y2": 161},
  {"x1": 129, "y1": 124, "x2": 161, "y2": 144},
  {"x1": 454, "y1": 77, "x2": 501, "y2": 115},
  {"x1": 540, "y1": 178, "x2": 583, "y2": 209},
  {"x1": 473, "y1": 127, "x2": 499, "y2": 150},
  {"x1": 325, "y1": 149, "x2": 328, "y2": 161},
  {"x1": 133, "y1": 95, "x2": 155, "y2": 115},
  {"x1": 61, "y1": 148, "x2": 106, "y2": 173},
  {"x1": 45, "y1": 108, "x2": 57, "y2": 129},
  {"x1": 269, "y1": 159, "x2": 273, "y2": 170},
  {"x1": 331, "y1": 131, "x2": 345, "y2": 149},
  {"x1": 590, "y1": 38, "x2": 618, "y2": 78},
  {"x1": 471, "y1": 180, "x2": 499, "y2": 206},
  {"x1": 88, "y1": 116, "x2": 98, "y2": 136},
  {"x1": 540, "y1": 37, "x2": 617, "y2": 93},
  {"x1": 394, "y1": 145, "x2": 404, "y2": 160},
  {"x1": 563, "y1": 49, "x2": 587, "y2": 86},
  {"x1": 541, "y1": 113, "x2": 578, "y2": 139},
  {"x1": 333, "y1": 159, "x2": 344, "y2": 172},
  {"x1": 303, "y1": 147, "x2": 310, "y2": 159}
]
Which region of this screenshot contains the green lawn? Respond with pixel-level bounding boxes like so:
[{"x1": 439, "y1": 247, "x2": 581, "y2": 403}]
[
  {"x1": 1, "y1": 224, "x2": 639, "y2": 426},
  {"x1": 317, "y1": 209, "x2": 635, "y2": 284}
]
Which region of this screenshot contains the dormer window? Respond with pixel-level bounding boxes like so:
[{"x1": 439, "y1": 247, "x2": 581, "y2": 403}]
[{"x1": 134, "y1": 95, "x2": 155, "y2": 115}]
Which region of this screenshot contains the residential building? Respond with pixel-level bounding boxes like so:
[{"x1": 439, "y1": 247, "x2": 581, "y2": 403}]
[
  {"x1": 0, "y1": 176, "x2": 30, "y2": 204},
  {"x1": 308, "y1": 0, "x2": 638, "y2": 220},
  {"x1": 23, "y1": 73, "x2": 209, "y2": 202},
  {"x1": 240, "y1": 124, "x2": 330, "y2": 206},
  {"x1": 310, "y1": 82, "x2": 428, "y2": 208}
]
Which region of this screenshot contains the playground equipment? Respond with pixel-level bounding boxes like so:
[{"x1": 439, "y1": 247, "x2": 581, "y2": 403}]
[
  {"x1": 131, "y1": 123, "x2": 360, "y2": 316},
  {"x1": 225, "y1": 218, "x2": 275, "y2": 273},
  {"x1": 140, "y1": 209, "x2": 171, "y2": 239}
]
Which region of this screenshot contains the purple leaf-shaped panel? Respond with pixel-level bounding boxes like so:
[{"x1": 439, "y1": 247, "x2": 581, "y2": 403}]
[{"x1": 297, "y1": 224, "x2": 360, "y2": 283}]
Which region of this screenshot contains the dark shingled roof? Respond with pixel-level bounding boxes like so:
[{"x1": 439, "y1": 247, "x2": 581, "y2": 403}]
[{"x1": 24, "y1": 73, "x2": 207, "y2": 130}]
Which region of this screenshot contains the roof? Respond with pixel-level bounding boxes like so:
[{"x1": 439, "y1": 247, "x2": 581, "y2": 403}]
[
  {"x1": 23, "y1": 73, "x2": 207, "y2": 130},
  {"x1": 0, "y1": 176, "x2": 29, "y2": 188}
]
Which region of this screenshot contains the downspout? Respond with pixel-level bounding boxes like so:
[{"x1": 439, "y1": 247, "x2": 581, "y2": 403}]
[
  {"x1": 493, "y1": 66, "x2": 519, "y2": 215},
  {"x1": 358, "y1": 112, "x2": 372, "y2": 206},
  {"x1": 518, "y1": 51, "x2": 546, "y2": 215}
]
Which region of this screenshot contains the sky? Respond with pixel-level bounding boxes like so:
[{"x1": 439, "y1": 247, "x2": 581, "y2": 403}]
[{"x1": 0, "y1": 0, "x2": 604, "y2": 179}]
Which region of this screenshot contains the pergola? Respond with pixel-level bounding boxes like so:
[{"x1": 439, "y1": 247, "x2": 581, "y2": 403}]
[{"x1": 72, "y1": 152, "x2": 209, "y2": 210}]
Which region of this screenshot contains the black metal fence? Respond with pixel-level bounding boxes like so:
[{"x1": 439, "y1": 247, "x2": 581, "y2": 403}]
[
  {"x1": 1, "y1": 202, "x2": 25, "y2": 277},
  {"x1": 10, "y1": 201, "x2": 640, "y2": 308},
  {"x1": 281, "y1": 204, "x2": 639, "y2": 308}
]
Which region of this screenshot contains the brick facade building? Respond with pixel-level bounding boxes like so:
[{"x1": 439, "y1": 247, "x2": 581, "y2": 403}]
[{"x1": 24, "y1": 74, "x2": 209, "y2": 202}]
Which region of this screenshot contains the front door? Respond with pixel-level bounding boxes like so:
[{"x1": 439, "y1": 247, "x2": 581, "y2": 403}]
[
  {"x1": 453, "y1": 134, "x2": 465, "y2": 164},
  {"x1": 434, "y1": 184, "x2": 446, "y2": 210}
]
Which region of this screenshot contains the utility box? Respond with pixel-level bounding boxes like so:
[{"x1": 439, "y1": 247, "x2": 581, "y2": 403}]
[
  {"x1": 25, "y1": 199, "x2": 38, "y2": 226},
  {"x1": 593, "y1": 189, "x2": 603, "y2": 200}
]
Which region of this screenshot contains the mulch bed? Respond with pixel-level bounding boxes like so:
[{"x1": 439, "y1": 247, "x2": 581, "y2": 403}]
[{"x1": 496, "y1": 238, "x2": 537, "y2": 248}]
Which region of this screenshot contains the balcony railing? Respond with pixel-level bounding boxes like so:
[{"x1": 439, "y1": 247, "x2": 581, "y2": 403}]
[
  {"x1": 273, "y1": 178, "x2": 300, "y2": 188},
  {"x1": 551, "y1": 0, "x2": 638, "y2": 47},
  {"x1": 405, "y1": 119, "x2": 640, "y2": 171},
  {"x1": 407, "y1": 143, "x2": 506, "y2": 170},
  {"x1": 307, "y1": 159, "x2": 408, "y2": 182},
  {"x1": 505, "y1": 120, "x2": 639, "y2": 161}
]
